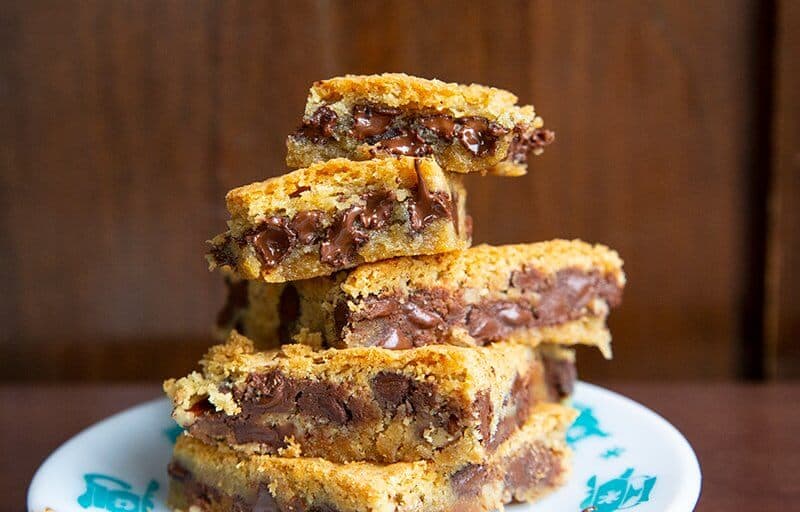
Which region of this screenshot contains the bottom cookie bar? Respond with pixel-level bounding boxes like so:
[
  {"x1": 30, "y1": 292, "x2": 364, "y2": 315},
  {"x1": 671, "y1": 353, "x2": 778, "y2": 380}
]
[{"x1": 167, "y1": 403, "x2": 575, "y2": 512}]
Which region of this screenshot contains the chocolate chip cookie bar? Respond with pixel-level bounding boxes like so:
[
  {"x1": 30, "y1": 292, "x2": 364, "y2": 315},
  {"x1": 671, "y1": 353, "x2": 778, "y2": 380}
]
[
  {"x1": 208, "y1": 157, "x2": 470, "y2": 283},
  {"x1": 168, "y1": 402, "x2": 575, "y2": 512},
  {"x1": 217, "y1": 240, "x2": 624, "y2": 357},
  {"x1": 286, "y1": 73, "x2": 554, "y2": 177},
  {"x1": 164, "y1": 332, "x2": 575, "y2": 465}
]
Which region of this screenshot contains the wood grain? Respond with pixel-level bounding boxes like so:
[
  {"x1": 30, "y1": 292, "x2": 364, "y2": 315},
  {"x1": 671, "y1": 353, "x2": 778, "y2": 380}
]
[
  {"x1": 765, "y1": 0, "x2": 800, "y2": 379},
  {"x1": 0, "y1": 0, "x2": 787, "y2": 380}
]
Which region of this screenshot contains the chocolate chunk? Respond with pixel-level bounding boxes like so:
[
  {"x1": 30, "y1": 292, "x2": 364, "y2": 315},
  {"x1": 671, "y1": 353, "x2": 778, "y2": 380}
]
[
  {"x1": 296, "y1": 383, "x2": 350, "y2": 424},
  {"x1": 167, "y1": 461, "x2": 190, "y2": 481},
  {"x1": 543, "y1": 354, "x2": 577, "y2": 400},
  {"x1": 510, "y1": 266, "x2": 547, "y2": 291},
  {"x1": 455, "y1": 117, "x2": 508, "y2": 156},
  {"x1": 360, "y1": 190, "x2": 396, "y2": 229},
  {"x1": 371, "y1": 372, "x2": 462, "y2": 434},
  {"x1": 407, "y1": 160, "x2": 452, "y2": 231},
  {"x1": 451, "y1": 464, "x2": 488, "y2": 497},
  {"x1": 366, "y1": 324, "x2": 413, "y2": 349},
  {"x1": 294, "y1": 106, "x2": 338, "y2": 143},
  {"x1": 351, "y1": 104, "x2": 399, "y2": 140},
  {"x1": 473, "y1": 391, "x2": 493, "y2": 444},
  {"x1": 507, "y1": 127, "x2": 555, "y2": 163},
  {"x1": 405, "y1": 302, "x2": 442, "y2": 328},
  {"x1": 247, "y1": 217, "x2": 296, "y2": 270},
  {"x1": 418, "y1": 114, "x2": 456, "y2": 140},
  {"x1": 238, "y1": 372, "x2": 293, "y2": 413},
  {"x1": 487, "y1": 371, "x2": 535, "y2": 450},
  {"x1": 376, "y1": 130, "x2": 431, "y2": 157},
  {"x1": 289, "y1": 210, "x2": 323, "y2": 245},
  {"x1": 278, "y1": 284, "x2": 300, "y2": 343},
  {"x1": 252, "y1": 483, "x2": 280, "y2": 512},
  {"x1": 536, "y1": 269, "x2": 600, "y2": 322},
  {"x1": 333, "y1": 300, "x2": 351, "y2": 338},
  {"x1": 466, "y1": 302, "x2": 534, "y2": 343},
  {"x1": 371, "y1": 372, "x2": 412, "y2": 409},
  {"x1": 289, "y1": 185, "x2": 311, "y2": 198},
  {"x1": 209, "y1": 241, "x2": 238, "y2": 268},
  {"x1": 320, "y1": 206, "x2": 368, "y2": 268},
  {"x1": 217, "y1": 278, "x2": 249, "y2": 330},
  {"x1": 307, "y1": 505, "x2": 341, "y2": 512},
  {"x1": 177, "y1": 467, "x2": 223, "y2": 506},
  {"x1": 233, "y1": 421, "x2": 294, "y2": 447},
  {"x1": 504, "y1": 443, "x2": 559, "y2": 489},
  {"x1": 188, "y1": 397, "x2": 216, "y2": 416}
]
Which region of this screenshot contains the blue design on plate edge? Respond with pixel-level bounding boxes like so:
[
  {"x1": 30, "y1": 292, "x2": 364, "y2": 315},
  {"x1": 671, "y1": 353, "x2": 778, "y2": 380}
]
[
  {"x1": 568, "y1": 403, "x2": 609, "y2": 446},
  {"x1": 579, "y1": 468, "x2": 656, "y2": 511},
  {"x1": 77, "y1": 473, "x2": 159, "y2": 512}
]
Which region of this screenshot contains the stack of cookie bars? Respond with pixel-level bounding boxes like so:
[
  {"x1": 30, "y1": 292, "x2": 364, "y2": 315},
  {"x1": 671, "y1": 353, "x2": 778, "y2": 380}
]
[{"x1": 164, "y1": 74, "x2": 626, "y2": 512}]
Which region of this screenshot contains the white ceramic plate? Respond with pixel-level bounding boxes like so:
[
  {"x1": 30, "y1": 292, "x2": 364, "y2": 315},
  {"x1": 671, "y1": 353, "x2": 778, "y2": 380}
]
[{"x1": 28, "y1": 382, "x2": 701, "y2": 512}]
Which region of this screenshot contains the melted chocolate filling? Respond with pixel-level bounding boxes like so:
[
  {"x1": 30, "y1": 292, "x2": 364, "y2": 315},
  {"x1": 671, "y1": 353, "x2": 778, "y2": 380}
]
[
  {"x1": 291, "y1": 103, "x2": 555, "y2": 163},
  {"x1": 336, "y1": 267, "x2": 622, "y2": 349},
  {"x1": 214, "y1": 164, "x2": 456, "y2": 272},
  {"x1": 187, "y1": 358, "x2": 572, "y2": 455}
]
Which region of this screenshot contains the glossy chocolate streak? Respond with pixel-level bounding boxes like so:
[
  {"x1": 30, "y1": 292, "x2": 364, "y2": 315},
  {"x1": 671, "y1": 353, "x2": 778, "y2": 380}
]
[
  {"x1": 216, "y1": 176, "x2": 456, "y2": 271},
  {"x1": 339, "y1": 268, "x2": 622, "y2": 348},
  {"x1": 291, "y1": 103, "x2": 556, "y2": 162}
]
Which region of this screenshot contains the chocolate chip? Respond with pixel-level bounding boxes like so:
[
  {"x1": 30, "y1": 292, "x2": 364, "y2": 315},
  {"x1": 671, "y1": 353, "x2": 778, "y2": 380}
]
[
  {"x1": 451, "y1": 464, "x2": 488, "y2": 497},
  {"x1": 289, "y1": 210, "x2": 323, "y2": 244},
  {"x1": 418, "y1": 114, "x2": 456, "y2": 140},
  {"x1": 543, "y1": 354, "x2": 577, "y2": 400},
  {"x1": 209, "y1": 242, "x2": 238, "y2": 267},
  {"x1": 360, "y1": 190, "x2": 396, "y2": 229},
  {"x1": 407, "y1": 160, "x2": 452, "y2": 231},
  {"x1": 507, "y1": 127, "x2": 555, "y2": 163},
  {"x1": 294, "y1": 106, "x2": 338, "y2": 143},
  {"x1": 371, "y1": 372, "x2": 412, "y2": 409},
  {"x1": 333, "y1": 300, "x2": 351, "y2": 338},
  {"x1": 252, "y1": 484, "x2": 280, "y2": 512},
  {"x1": 238, "y1": 372, "x2": 293, "y2": 412},
  {"x1": 233, "y1": 421, "x2": 294, "y2": 447},
  {"x1": 454, "y1": 117, "x2": 508, "y2": 156},
  {"x1": 296, "y1": 383, "x2": 349, "y2": 424},
  {"x1": 289, "y1": 185, "x2": 311, "y2": 198},
  {"x1": 188, "y1": 397, "x2": 215, "y2": 415},
  {"x1": 351, "y1": 104, "x2": 399, "y2": 140},
  {"x1": 405, "y1": 302, "x2": 442, "y2": 328},
  {"x1": 167, "y1": 461, "x2": 190, "y2": 481},
  {"x1": 504, "y1": 443, "x2": 558, "y2": 489},
  {"x1": 247, "y1": 217, "x2": 296, "y2": 270},
  {"x1": 376, "y1": 130, "x2": 431, "y2": 157},
  {"x1": 320, "y1": 206, "x2": 368, "y2": 268}
]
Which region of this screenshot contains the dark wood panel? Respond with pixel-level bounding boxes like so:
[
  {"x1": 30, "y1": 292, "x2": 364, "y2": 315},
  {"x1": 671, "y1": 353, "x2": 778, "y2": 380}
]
[
  {"x1": 0, "y1": 0, "x2": 773, "y2": 380},
  {"x1": 765, "y1": 0, "x2": 800, "y2": 379}
]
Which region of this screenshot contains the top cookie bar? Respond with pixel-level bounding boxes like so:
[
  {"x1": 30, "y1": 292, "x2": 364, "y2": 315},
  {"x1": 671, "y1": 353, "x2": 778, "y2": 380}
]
[
  {"x1": 208, "y1": 157, "x2": 470, "y2": 282},
  {"x1": 286, "y1": 73, "x2": 554, "y2": 176}
]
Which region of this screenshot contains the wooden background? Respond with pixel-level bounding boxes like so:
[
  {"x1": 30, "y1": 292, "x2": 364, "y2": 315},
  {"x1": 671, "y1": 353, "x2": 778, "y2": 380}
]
[{"x1": 0, "y1": 0, "x2": 797, "y2": 381}]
